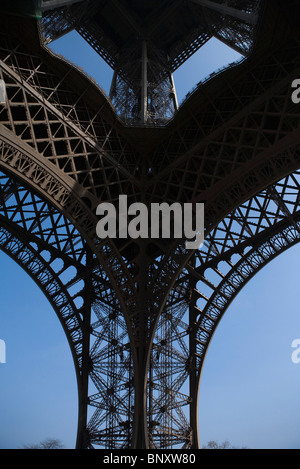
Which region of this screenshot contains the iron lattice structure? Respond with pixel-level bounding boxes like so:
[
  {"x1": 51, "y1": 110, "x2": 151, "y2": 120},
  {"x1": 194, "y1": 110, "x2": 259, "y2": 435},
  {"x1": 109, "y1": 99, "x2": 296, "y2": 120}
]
[
  {"x1": 0, "y1": 0, "x2": 299, "y2": 449},
  {"x1": 40, "y1": 0, "x2": 261, "y2": 124}
]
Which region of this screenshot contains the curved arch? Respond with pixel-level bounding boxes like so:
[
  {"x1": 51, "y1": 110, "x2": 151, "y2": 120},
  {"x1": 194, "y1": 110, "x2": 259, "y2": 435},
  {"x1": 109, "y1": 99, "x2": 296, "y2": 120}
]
[
  {"x1": 196, "y1": 242, "x2": 300, "y2": 449},
  {"x1": 194, "y1": 219, "x2": 300, "y2": 422},
  {"x1": 0, "y1": 126, "x2": 97, "y2": 237},
  {"x1": 0, "y1": 169, "x2": 88, "y2": 443},
  {"x1": 1, "y1": 1, "x2": 300, "y2": 449},
  {"x1": 0, "y1": 168, "x2": 135, "y2": 449},
  {"x1": 189, "y1": 177, "x2": 300, "y2": 447},
  {"x1": 0, "y1": 222, "x2": 85, "y2": 445},
  {"x1": 143, "y1": 140, "x2": 300, "y2": 364},
  {"x1": 0, "y1": 226, "x2": 84, "y2": 360},
  {"x1": 193, "y1": 222, "x2": 300, "y2": 373},
  {"x1": 0, "y1": 170, "x2": 86, "y2": 365},
  {"x1": 0, "y1": 122, "x2": 141, "y2": 437},
  {"x1": 0, "y1": 17, "x2": 139, "y2": 312},
  {"x1": 0, "y1": 130, "x2": 142, "y2": 437},
  {"x1": 147, "y1": 168, "x2": 300, "y2": 448}
]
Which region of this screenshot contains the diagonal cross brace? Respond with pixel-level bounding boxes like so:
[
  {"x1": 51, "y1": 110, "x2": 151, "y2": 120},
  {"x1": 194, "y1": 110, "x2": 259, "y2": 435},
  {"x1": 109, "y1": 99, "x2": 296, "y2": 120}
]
[{"x1": 190, "y1": 0, "x2": 259, "y2": 25}]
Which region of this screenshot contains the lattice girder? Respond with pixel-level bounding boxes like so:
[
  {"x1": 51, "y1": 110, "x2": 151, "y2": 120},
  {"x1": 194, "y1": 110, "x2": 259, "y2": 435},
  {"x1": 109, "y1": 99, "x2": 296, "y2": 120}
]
[
  {"x1": 0, "y1": 167, "x2": 135, "y2": 449},
  {"x1": 40, "y1": 0, "x2": 263, "y2": 123},
  {"x1": 0, "y1": 0, "x2": 300, "y2": 450},
  {"x1": 154, "y1": 169, "x2": 300, "y2": 448},
  {"x1": 192, "y1": 172, "x2": 300, "y2": 373},
  {"x1": 40, "y1": 0, "x2": 261, "y2": 74}
]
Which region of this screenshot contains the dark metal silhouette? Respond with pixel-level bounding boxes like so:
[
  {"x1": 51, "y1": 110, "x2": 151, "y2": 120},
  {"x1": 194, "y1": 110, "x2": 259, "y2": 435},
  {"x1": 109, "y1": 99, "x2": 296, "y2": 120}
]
[{"x1": 0, "y1": 0, "x2": 299, "y2": 449}]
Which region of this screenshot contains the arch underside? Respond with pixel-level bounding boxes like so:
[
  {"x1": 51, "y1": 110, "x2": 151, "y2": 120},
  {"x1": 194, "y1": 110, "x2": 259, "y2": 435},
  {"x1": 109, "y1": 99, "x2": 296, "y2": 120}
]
[
  {"x1": 188, "y1": 170, "x2": 300, "y2": 401},
  {"x1": 1, "y1": 163, "x2": 300, "y2": 449},
  {"x1": 0, "y1": 168, "x2": 134, "y2": 449},
  {"x1": 148, "y1": 168, "x2": 300, "y2": 449},
  {"x1": 0, "y1": 0, "x2": 300, "y2": 450}
]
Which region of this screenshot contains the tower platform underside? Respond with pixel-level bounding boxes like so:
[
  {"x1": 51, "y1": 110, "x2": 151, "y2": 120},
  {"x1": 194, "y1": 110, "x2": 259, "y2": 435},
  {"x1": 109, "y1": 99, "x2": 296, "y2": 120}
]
[{"x1": 41, "y1": 0, "x2": 262, "y2": 124}]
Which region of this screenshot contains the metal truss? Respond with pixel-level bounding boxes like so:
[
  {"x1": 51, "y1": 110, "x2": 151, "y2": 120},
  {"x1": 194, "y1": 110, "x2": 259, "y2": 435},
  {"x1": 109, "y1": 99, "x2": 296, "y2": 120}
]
[
  {"x1": 0, "y1": 167, "x2": 134, "y2": 449},
  {"x1": 0, "y1": 0, "x2": 299, "y2": 450},
  {"x1": 170, "y1": 169, "x2": 300, "y2": 447},
  {"x1": 190, "y1": 0, "x2": 261, "y2": 54},
  {"x1": 145, "y1": 170, "x2": 300, "y2": 449},
  {"x1": 109, "y1": 47, "x2": 178, "y2": 125},
  {"x1": 40, "y1": 0, "x2": 262, "y2": 124}
]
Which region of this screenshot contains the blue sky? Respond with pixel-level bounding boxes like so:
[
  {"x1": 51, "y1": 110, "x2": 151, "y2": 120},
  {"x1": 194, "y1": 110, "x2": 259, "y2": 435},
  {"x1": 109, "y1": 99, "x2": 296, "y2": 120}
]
[{"x1": 1, "y1": 30, "x2": 300, "y2": 450}]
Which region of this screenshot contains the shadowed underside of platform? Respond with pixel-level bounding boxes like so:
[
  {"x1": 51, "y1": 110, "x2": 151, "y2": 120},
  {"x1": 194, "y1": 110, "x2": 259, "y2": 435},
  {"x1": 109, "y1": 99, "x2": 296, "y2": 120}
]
[{"x1": 40, "y1": 0, "x2": 263, "y2": 123}]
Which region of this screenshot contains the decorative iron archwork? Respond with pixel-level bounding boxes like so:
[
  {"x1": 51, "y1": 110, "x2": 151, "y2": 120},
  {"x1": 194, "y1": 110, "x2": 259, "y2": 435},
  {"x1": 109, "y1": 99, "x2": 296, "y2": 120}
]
[
  {"x1": 0, "y1": 167, "x2": 134, "y2": 449},
  {"x1": 0, "y1": 0, "x2": 299, "y2": 450}
]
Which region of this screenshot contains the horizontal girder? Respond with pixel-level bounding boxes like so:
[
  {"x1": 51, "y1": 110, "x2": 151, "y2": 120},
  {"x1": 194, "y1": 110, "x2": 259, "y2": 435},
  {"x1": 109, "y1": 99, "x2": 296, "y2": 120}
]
[
  {"x1": 190, "y1": 0, "x2": 259, "y2": 25},
  {"x1": 41, "y1": 0, "x2": 84, "y2": 12}
]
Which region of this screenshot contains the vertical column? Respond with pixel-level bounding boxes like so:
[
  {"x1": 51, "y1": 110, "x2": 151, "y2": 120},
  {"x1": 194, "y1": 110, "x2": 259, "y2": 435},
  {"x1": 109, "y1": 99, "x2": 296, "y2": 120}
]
[
  {"x1": 132, "y1": 240, "x2": 150, "y2": 449},
  {"x1": 141, "y1": 41, "x2": 148, "y2": 124},
  {"x1": 109, "y1": 70, "x2": 117, "y2": 100},
  {"x1": 0, "y1": 79, "x2": 6, "y2": 105},
  {"x1": 76, "y1": 247, "x2": 93, "y2": 449},
  {"x1": 169, "y1": 73, "x2": 178, "y2": 111},
  {"x1": 189, "y1": 275, "x2": 200, "y2": 449}
]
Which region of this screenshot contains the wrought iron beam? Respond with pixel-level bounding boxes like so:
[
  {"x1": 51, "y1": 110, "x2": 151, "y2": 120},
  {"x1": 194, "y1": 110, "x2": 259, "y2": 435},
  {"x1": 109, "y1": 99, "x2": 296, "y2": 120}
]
[
  {"x1": 41, "y1": 0, "x2": 84, "y2": 12},
  {"x1": 0, "y1": 0, "x2": 299, "y2": 450},
  {"x1": 190, "y1": 0, "x2": 259, "y2": 25}
]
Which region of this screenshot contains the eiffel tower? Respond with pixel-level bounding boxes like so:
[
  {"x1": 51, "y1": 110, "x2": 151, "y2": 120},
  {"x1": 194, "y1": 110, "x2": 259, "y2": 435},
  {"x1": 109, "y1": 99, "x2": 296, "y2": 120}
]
[{"x1": 0, "y1": 0, "x2": 299, "y2": 449}]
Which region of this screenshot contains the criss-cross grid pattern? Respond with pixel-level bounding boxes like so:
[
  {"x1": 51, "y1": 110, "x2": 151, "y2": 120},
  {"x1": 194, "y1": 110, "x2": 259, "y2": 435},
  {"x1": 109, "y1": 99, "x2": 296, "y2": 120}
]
[
  {"x1": 0, "y1": 167, "x2": 135, "y2": 449},
  {"x1": 0, "y1": 0, "x2": 300, "y2": 450},
  {"x1": 150, "y1": 170, "x2": 300, "y2": 449}
]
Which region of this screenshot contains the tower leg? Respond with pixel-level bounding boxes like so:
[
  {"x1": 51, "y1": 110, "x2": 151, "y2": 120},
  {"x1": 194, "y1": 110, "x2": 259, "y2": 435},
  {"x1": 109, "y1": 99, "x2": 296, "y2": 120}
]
[
  {"x1": 76, "y1": 248, "x2": 92, "y2": 449},
  {"x1": 189, "y1": 277, "x2": 200, "y2": 449},
  {"x1": 141, "y1": 41, "x2": 148, "y2": 124},
  {"x1": 132, "y1": 242, "x2": 150, "y2": 448}
]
